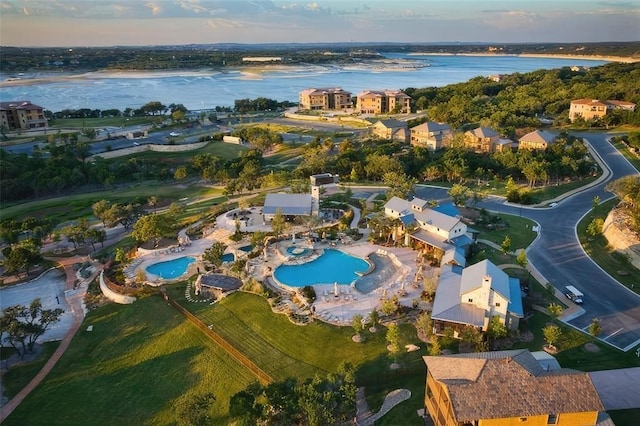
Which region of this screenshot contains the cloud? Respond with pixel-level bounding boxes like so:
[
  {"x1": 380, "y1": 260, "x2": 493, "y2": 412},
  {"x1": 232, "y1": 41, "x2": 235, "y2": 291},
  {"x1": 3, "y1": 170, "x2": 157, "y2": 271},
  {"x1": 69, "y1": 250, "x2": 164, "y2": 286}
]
[
  {"x1": 206, "y1": 18, "x2": 247, "y2": 30},
  {"x1": 145, "y1": 2, "x2": 162, "y2": 16}
]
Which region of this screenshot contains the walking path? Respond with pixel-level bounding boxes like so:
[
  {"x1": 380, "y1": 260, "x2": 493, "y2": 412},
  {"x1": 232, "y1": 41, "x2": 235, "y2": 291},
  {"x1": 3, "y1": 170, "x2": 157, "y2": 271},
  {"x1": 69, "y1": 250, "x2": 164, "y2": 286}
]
[
  {"x1": 355, "y1": 386, "x2": 412, "y2": 426},
  {"x1": 0, "y1": 256, "x2": 99, "y2": 422}
]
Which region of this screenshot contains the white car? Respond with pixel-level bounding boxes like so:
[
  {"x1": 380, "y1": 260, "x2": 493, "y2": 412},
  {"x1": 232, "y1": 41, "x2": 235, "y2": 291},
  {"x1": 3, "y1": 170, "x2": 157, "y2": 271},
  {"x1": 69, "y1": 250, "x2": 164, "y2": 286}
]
[{"x1": 169, "y1": 131, "x2": 180, "y2": 137}]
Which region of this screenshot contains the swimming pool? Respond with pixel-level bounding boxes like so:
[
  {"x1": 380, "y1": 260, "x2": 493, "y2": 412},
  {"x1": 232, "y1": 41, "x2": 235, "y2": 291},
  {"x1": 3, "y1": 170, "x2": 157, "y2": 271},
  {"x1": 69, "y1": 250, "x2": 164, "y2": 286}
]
[
  {"x1": 222, "y1": 253, "x2": 235, "y2": 263},
  {"x1": 238, "y1": 245, "x2": 253, "y2": 253},
  {"x1": 146, "y1": 256, "x2": 195, "y2": 279},
  {"x1": 274, "y1": 249, "x2": 369, "y2": 287}
]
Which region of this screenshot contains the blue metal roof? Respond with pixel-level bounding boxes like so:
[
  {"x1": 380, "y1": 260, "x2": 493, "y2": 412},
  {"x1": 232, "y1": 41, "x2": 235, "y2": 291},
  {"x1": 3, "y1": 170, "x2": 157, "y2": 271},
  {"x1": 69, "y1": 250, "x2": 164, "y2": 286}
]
[{"x1": 433, "y1": 202, "x2": 460, "y2": 218}]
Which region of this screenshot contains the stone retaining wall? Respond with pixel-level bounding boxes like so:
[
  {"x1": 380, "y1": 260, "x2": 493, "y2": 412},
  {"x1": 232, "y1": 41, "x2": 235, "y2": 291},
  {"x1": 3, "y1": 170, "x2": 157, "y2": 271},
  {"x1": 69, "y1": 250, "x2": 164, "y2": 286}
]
[
  {"x1": 99, "y1": 271, "x2": 137, "y2": 304},
  {"x1": 88, "y1": 141, "x2": 208, "y2": 160}
]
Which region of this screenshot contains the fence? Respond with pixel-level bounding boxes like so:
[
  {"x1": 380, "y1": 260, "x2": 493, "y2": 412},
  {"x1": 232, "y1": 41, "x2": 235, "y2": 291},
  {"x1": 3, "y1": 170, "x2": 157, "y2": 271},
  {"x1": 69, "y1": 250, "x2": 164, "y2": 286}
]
[{"x1": 162, "y1": 293, "x2": 273, "y2": 385}]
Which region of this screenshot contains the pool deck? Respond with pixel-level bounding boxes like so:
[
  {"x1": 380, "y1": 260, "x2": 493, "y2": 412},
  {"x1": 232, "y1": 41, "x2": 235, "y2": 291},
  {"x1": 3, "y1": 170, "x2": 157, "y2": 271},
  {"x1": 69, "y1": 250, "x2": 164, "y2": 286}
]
[{"x1": 247, "y1": 240, "x2": 431, "y2": 325}]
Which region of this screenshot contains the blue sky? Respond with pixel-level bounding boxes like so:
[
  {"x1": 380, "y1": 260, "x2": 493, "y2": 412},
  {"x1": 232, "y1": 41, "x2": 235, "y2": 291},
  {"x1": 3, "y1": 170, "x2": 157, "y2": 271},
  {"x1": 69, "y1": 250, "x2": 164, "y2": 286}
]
[{"x1": 1, "y1": 0, "x2": 639, "y2": 47}]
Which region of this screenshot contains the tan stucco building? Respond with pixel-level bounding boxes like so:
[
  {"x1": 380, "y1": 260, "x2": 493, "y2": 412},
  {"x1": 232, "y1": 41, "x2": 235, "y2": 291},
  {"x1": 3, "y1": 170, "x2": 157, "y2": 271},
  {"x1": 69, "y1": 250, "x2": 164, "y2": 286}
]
[
  {"x1": 298, "y1": 87, "x2": 352, "y2": 111},
  {"x1": 410, "y1": 121, "x2": 452, "y2": 150},
  {"x1": 569, "y1": 98, "x2": 636, "y2": 122},
  {"x1": 356, "y1": 89, "x2": 411, "y2": 114},
  {"x1": 0, "y1": 101, "x2": 48, "y2": 131}
]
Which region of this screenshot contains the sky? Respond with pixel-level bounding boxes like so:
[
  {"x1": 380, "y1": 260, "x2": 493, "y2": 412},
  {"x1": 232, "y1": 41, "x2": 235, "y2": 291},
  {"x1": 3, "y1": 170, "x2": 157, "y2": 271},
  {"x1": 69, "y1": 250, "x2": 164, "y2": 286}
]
[{"x1": 1, "y1": 0, "x2": 639, "y2": 47}]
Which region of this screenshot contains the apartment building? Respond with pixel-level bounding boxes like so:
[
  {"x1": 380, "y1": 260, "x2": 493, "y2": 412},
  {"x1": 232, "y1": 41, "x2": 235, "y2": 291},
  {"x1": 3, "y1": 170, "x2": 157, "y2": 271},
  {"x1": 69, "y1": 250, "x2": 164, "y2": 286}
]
[
  {"x1": 298, "y1": 87, "x2": 352, "y2": 111},
  {"x1": 518, "y1": 129, "x2": 556, "y2": 150},
  {"x1": 0, "y1": 101, "x2": 48, "y2": 131},
  {"x1": 569, "y1": 98, "x2": 636, "y2": 122},
  {"x1": 370, "y1": 119, "x2": 409, "y2": 143},
  {"x1": 409, "y1": 121, "x2": 452, "y2": 150},
  {"x1": 355, "y1": 89, "x2": 411, "y2": 114}
]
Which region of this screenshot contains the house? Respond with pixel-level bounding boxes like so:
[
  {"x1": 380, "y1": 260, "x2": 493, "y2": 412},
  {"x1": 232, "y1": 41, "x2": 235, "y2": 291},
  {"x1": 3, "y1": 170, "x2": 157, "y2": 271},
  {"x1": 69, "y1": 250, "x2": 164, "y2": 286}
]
[
  {"x1": 518, "y1": 129, "x2": 556, "y2": 150},
  {"x1": 298, "y1": 87, "x2": 352, "y2": 111},
  {"x1": 0, "y1": 100, "x2": 48, "y2": 131},
  {"x1": 410, "y1": 121, "x2": 452, "y2": 150},
  {"x1": 423, "y1": 349, "x2": 605, "y2": 426},
  {"x1": 262, "y1": 174, "x2": 334, "y2": 221},
  {"x1": 370, "y1": 119, "x2": 409, "y2": 143},
  {"x1": 355, "y1": 89, "x2": 411, "y2": 114},
  {"x1": 383, "y1": 196, "x2": 474, "y2": 264},
  {"x1": 569, "y1": 98, "x2": 636, "y2": 122},
  {"x1": 463, "y1": 126, "x2": 500, "y2": 153},
  {"x1": 431, "y1": 259, "x2": 524, "y2": 336}
]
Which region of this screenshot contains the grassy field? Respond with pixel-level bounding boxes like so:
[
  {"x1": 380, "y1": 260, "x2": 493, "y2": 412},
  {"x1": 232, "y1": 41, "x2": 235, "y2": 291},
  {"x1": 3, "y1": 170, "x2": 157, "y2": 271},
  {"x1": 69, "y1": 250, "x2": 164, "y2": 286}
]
[
  {"x1": 610, "y1": 138, "x2": 640, "y2": 172},
  {"x1": 577, "y1": 199, "x2": 640, "y2": 291},
  {"x1": 1, "y1": 342, "x2": 60, "y2": 399},
  {"x1": 49, "y1": 117, "x2": 162, "y2": 129},
  {"x1": 3, "y1": 294, "x2": 258, "y2": 426},
  {"x1": 474, "y1": 213, "x2": 538, "y2": 251}
]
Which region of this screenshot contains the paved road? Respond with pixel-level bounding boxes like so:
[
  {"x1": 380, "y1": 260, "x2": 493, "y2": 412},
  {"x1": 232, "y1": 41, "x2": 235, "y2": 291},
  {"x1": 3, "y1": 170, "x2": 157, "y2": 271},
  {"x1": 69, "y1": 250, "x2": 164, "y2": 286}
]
[{"x1": 417, "y1": 132, "x2": 640, "y2": 352}]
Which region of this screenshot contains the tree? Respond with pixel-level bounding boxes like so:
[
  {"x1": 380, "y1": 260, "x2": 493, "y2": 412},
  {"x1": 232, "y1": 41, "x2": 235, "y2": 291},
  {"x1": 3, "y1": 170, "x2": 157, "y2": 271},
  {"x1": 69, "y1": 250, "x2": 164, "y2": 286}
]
[
  {"x1": 385, "y1": 323, "x2": 401, "y2": 361},
  {"x1": 380, "y1": 295, "x2": 400, "y2": 316},
  {"x1": 2, "y1": 238, "x2": 43, "y2": 277},
  {"x1": 0, "y1": 299, "x2": 64, "y2": 359},
  {"x1": 351, "y1": 314, "x2": 364, "y2": 340},
  {"x1": 486, "y1": 315, "x2": 508, "y2": 341},
  {"x1": 174, "y1": 166, "x2": 188, "y2": 181},
  {"x1": 202, "y1": 241, "x2": 227, "y2": 271},
  {"x1": 177, "y1": 392, "x2": 216, "y2": 426},
  {"x1": 270, "y1": 208, "x2": 288, "y2": 241},
  {"x1": 131, "y1": 214, "x2": 171, "y2": 248},
  {"x1": 92, "y1": 200, "x2": 112, "y2": 227},
  {"x1": 448, "y1": 183, "x2": 471, "y2": 206},
  {"x1": 500, "y1": 235, "x2": 511, "y2": 254},
  {"x1": 586, "y1": 217, "x2": 604, "y2": 236},
  {"x1": 415, "y1": 311, "x2": 433, "y2": 340},
  {"x1": 516, "y1": 249, "x2": 528, "y2": 267},
  {"x1": 383, "y1": 171, "x2": 417, "y2": 200},
  {"x1": 592, "y1": 195, "x2": 601, "y2": 209},
  {"x1": 428, "y1": 336, "x2": 442, "y2": 356},
  {"x1": 368, "y1": 308, "x2": 380, "y2": 332},
  {"x1": 588, "y1": 318, "x2": 602, "y2": 337},
  {"x1": 547, "y1": 302, "x2": 564, "y2": 320},
  {"x1": 542, "y1": 324, "x2": 562, "y2": 350}
]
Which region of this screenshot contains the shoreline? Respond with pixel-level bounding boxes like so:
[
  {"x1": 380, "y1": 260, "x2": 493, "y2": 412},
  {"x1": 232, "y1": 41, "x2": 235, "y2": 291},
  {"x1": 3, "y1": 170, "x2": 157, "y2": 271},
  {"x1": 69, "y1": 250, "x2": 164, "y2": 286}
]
[{"x1": 1, "y1": 53, "x2": 637, "y2": 89}]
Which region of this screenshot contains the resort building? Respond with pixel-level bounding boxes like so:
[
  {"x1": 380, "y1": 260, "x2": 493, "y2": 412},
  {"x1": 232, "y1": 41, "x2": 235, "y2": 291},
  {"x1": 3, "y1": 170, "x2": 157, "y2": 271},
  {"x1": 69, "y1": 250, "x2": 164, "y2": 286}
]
[
  {"x1": 383, "y1": 196, "x2": 474, "y2": 265},
  {"x1": 356, "y1": 89, "x2": 411, "y2": 114},
  {"x1": 431, "y1": 259, "x2": 523, "y2": 336},
  {"x1": 0, "y1": 100, "x2": 48, "y2": 131},
  {"x1": 518, "y1": 129, "x2": 556, "y2": 151},
  {"x1": 569, "y1": 98, "x2": 636, "y2": 122},
  {"x1": 423, "y1": 349, "x2": 605, "y2": 426},
  {"x1": 262, "y1": 173, "x2": 337, "y2": 222},
  {"x1": 370, "y1": 119, "x2": 409, "y2": 143},
  {"x1": 298, "y1": 87, "x2": 352, "y2": 111},
  {"x1": 463, "y1": 126, "x2": 512, "y2": 153},
  {"x1": 409, "y1": 121, "x2": 453, "y2": 151}
]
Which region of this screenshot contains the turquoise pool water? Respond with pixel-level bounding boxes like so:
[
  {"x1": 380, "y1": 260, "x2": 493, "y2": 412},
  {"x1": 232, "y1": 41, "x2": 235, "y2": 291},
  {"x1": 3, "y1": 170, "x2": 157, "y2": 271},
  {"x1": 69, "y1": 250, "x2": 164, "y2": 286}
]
[
  {"x1": 146, "y1": 256, "x2": 195, "y2": 279},
  {"x1": 222, "y1": 253, "x2": 235, "y2": 263},
  {"x1": 274, "y1": 249, "x2": 368, "y2": 286},
  {"x1": 238, "y1": 245, "x2": 253, "y2": 253}
]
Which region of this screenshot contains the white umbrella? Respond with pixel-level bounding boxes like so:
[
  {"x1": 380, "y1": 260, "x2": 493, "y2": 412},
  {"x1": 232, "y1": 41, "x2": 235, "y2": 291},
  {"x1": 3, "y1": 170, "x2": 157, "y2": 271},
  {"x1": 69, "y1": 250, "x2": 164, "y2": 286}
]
[{"x1": 334, "y1": 281, "x2": 339, "y2": 297}]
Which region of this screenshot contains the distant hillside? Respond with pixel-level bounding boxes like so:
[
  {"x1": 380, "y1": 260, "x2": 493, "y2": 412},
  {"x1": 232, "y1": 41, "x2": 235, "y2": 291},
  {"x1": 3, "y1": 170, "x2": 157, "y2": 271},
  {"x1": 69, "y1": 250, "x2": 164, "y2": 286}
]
[{"x1": 1, "y1": 41, "x2": 639, "y2": 73}]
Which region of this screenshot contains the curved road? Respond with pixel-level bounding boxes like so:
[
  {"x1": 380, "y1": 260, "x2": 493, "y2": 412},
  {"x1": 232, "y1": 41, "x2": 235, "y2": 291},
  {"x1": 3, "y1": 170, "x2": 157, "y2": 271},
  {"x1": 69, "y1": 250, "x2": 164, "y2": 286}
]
[{"x1": 418, "y1": 132, "x2": 640, "y2": 352}]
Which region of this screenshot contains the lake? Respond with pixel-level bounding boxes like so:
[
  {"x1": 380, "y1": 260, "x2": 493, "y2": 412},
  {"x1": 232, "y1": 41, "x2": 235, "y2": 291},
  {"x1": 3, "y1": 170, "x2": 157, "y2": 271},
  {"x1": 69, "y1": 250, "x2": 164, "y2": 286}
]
[{"x1": 0, "y1": 54, "x2": 608, "y2": 112}]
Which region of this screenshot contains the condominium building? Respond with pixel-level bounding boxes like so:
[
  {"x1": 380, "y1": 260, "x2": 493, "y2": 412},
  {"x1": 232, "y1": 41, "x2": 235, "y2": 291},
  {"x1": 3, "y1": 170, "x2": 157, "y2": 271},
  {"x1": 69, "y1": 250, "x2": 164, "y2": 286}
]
[
  {"x1": 409, "y1": 121, "x2": 452, "y2": 150},
  {"x1": 0, "y1": 101, "x2": 48, "y2": 131},
  {"x1": 298, "y1": 87, "x2": 352, "y2": 111},
  {"x1": 355, "y1": 89, "x2": 411, "y2": 114},
  {"x1": 518, "y1": 129, "x2": 556, "y2": 150},
  {"x1": 569, "y1": 98, "x2": 636, "y2": 122}
]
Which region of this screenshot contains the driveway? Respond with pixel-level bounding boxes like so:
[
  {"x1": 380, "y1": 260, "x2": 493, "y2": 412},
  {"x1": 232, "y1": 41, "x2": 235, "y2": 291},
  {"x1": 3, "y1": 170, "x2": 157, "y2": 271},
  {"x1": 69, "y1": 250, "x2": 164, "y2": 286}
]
[{"x1": 416, "y1": 131, "x2": 640, "y2": 352}]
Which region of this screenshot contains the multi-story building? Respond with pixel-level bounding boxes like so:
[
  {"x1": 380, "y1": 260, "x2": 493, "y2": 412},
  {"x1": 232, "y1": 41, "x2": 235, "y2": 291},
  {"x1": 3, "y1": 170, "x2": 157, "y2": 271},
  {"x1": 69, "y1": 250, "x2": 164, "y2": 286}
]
[
  {"x1": 409, "y1": 121, "x2": 452, "y2": 150},
  {"x1": 298, "y1": 87, "x2": 352, "y2": 111},
  {"x1": 355, "y1": 89, "x2": 411, "y2": 114},
  {"x1": 424, "y1": 349, "x2": 605, "y2": 426},
  {"x1": 370, "y1": 119, "x2": 409, "y2": 143},
  {"x1": 518, "y1": 129, "x2": 556, "y2": 150},
  {"x1": 463, "y1": 126, "x2": 500, "y2": 153},
  {"x1": 0, "y1": 101, "x2": 48, "y2": 131},
  {"x1": 569, "y1": 98, "x2": 636, "y2": 122},
  {"x1": 431, "y1": 259, "x2": 524, "y2": 335}
]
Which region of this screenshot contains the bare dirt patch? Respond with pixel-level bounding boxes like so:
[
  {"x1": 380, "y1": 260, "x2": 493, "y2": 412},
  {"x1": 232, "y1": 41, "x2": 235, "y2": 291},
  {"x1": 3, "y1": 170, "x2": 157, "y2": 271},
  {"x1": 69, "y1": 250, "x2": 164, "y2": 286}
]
[{"x1": 603, "y1": 207, "x2": 640, "y2": 270}]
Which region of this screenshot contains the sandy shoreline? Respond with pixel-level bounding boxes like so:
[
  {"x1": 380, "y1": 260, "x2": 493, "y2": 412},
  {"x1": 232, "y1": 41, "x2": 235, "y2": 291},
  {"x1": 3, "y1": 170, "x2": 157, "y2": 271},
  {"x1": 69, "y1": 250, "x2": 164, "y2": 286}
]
[{"x1": 1, "y1": 53, "x2": 637, "y2": 88}]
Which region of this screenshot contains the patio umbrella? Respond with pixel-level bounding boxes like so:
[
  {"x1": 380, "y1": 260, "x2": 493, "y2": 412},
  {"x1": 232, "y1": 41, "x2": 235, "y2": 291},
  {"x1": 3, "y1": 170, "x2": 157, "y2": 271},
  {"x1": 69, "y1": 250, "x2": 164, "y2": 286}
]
[{"x1": 334, "y1": 281, "x2": 339, "y2": 297}]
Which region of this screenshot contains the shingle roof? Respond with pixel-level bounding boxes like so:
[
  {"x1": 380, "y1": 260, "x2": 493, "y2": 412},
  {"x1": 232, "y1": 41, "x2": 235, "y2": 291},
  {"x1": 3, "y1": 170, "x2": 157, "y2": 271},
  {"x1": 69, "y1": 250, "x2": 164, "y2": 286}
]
[
  {"x1": 374, "y1": 119, "x2": 408, "y2": 129},
  {"x1": 410, "y1": 121, "x2": 451, "y2": 132},
  {"x1": 424, "y1": 350, "x2": 604, "y2": 421},
  {"x1": 0, "y1": 101, "x2": 45, "y2": 110},
  {"x1": 519, "y1": 129, "x2": 556, "y2": 145},
  {"x1": 467, "y1": 126, "x2": 499, "y2": 139}
]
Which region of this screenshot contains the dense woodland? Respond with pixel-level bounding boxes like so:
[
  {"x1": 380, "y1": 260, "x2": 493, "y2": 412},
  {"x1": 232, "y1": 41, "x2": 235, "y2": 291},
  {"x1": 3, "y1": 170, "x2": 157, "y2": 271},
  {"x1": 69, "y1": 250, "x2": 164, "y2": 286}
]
[
  {"x1": 2, "y1": 61, "x2": 640, "y2": 205},
  {"x1": 2, "y1": 42, "x2": 639, "y2": 73}
]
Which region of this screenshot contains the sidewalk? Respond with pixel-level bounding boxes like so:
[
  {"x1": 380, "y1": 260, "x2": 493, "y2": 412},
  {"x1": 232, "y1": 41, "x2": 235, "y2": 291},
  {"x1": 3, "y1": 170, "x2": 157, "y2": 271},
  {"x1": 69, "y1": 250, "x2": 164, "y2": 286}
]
[{"x1": 0, "y1": 256, "x2": 98, "y2": 422}]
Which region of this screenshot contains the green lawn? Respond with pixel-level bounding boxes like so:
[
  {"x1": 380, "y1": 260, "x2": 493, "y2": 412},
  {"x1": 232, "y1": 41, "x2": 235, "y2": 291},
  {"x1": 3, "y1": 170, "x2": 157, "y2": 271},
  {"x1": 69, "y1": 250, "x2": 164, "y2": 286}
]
[
  {"x1": 1, "y1": 342, "x2": 60, "y2": 399},
  {"x1": 474, "y1": 213, "x2": 538, "y2": 251},
  {"x1": 610, "y1": 138, "x2": 640, "y2": 171},
  {"x1": 577, "y1": 199, "x2": 640, "y2": 292},
  {"x1": 49, "y1": 117, "x2": 162, "y2": 129},
  {"x1": 3, "y1": 294, "x2": 257, "y2": 426}
]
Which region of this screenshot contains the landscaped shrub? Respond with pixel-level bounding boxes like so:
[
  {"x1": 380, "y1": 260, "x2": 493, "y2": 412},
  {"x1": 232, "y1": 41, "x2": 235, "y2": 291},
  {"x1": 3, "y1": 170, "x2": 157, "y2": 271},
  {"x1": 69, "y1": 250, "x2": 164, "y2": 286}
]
[{"x1": 301, "y1": 285, "x2": 316, "y2": 302}]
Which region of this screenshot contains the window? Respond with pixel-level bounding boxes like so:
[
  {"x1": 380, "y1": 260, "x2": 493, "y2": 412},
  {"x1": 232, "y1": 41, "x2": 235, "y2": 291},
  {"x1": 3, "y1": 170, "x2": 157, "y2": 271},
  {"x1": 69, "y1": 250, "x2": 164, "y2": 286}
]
[
  {"x1": 495, "y1": 302, "x2": 501, "y2": 307},
  {"x1": 468, "y1": 298, "x2": 473, "y2": 303},
  {"x1": 548, "y1": 414, "x2": 558, "y2": 424}
]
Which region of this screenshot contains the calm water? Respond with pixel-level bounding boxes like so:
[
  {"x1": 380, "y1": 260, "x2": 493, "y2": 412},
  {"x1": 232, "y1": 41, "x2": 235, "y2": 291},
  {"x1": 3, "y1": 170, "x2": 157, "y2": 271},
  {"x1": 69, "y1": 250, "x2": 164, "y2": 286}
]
[
  {"x1": 0, "y1": 54, "x2": 608, "y2": 111},
  {"x1": 146, "y1": 256, "x2": 195, "y2": 279},
  {"x1": 274, "y1": 249, "x2": 368, "y2": 286}
]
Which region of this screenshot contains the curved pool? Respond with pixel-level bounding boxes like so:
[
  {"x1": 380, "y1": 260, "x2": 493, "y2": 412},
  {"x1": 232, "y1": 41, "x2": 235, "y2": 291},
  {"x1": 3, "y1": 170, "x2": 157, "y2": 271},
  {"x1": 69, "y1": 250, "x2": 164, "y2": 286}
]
[
  {"x1": 146, "y1": 256, "x2": 195, "y2": 279},
  {"x1": 274, "y1": 249, "x2": 368, "y2": 287}
]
